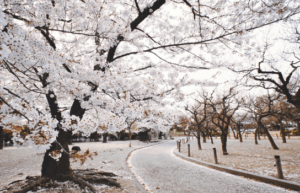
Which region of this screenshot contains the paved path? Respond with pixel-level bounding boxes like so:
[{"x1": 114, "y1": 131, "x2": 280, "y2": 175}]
[{"x1": 129, "y1": 140, "x2": 294, "y2": 193}]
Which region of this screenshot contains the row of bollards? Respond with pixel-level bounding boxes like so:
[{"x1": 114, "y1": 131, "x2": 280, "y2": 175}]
[
  {"x1": 177, "y1": 136, "x2": 194, "y2": 153},
  {"x1": 177, "y1": 138, "x2": 284, "y2": 180}
]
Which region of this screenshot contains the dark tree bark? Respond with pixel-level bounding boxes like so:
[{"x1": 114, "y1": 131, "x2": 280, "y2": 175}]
[
  {"x1": 102, "y1": 132, "x2": 108, "y2": 143},
  {"x1": 220, "y1": 132, "x2": 228, "y2": 155},
  {"x1": 210, "y1": 132, "x2": 214, "y2": 144},
  {"x1": 196, "y1": 131, "x2": 201, "y2": 150},
  {"x1": 0, "y1": 126, "x2": 3, "y2": 149},
  {"x1": 70, "y1": 99, "x2": 86, "y2": 120},
  {"x1": 232, "y1": 129, "x2": 238, "y2": 139},
  {"x1": 41, "y1": 92, "x2": 72, "y2": 178},
  {"x1": 279, "y1": 121, "x2": 286, "y2": 143},
  {"x1": 254, "y1": 129, "x2": 258, "y2": 145},
  {"x1": 42, "y1": 130, "x2": 71, "y2": 178},
  {"x1": 238, "y1": 130, "x2": 243, "y2": 142},
  {"x1": 237, "y1": 124, "x2": 243, "y2": 142},
  {"x1": 259, "y1": 122, "x2": 279, "y2": 149},
  {"x1": 202, "y1": 132, "x2": 206, "y2": 143}
]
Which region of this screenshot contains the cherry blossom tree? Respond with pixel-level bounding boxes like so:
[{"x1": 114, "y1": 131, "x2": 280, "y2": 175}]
[{"x1": 1, "y1": 0, "x2": 300, "y2": 190}]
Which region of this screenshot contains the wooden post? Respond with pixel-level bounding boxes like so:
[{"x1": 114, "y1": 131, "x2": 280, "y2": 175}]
[
  {"x1": 213, "y1": 148, "x2": 218, "y2": 164},
  {"x1": 178, "y1": 142, "x2": 181, "y2": 152},
  {"x1": 275, "y1": 155, "x2": 284, "y2": 179},
  {"x1": 276, "y1": 133, "x2": 278, "y2": 139},
  {"x1": 177, "y1": 141, "x2": 179, "y2": 149},
  {"x1": 188, "y1": 144, "x2": 190, "y2": 157}
]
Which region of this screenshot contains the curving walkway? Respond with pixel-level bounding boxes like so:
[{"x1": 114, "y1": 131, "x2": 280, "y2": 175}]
[{"x1": 128, "y1": 140, "x2": 294, "y2": 193}]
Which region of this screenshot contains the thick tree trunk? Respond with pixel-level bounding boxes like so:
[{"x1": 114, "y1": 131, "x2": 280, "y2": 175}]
[
  {"x1": 261, "y1": 125, "x2": 279, "y2": 150},
  {"x1": 237, "y1": 125, "x2": 243, "y2": 142},
  {"x1": 0, "y1": 126, "x2": 3, "y2": 150},
  {"x1": 238, "y1": 131, "x2": 243, "y2": 142},
  {"x1": 196, "y1": 132, "x2": 201, "y2": 150},
  {"x1": 103, "y1": 132, "x2": 108, "y2": 143},
  {"x1": 202, "y1": 133, "x2": 206, "y2": 143},
  {"x1": 279, "y1": 121, "x2": 286, "y2": 143},
  {"x1": 254, "y1": 129, "x2": 258, "y2": 145},
  {"x1": 220, "y1": 132, "x2": 228, "y2": 155},
  {"x1": 41, "y1": 91, "x2": 72, "y2": 178},
  {"x1": 42, "y1": 130, "x2": 71, "y2": 178}
]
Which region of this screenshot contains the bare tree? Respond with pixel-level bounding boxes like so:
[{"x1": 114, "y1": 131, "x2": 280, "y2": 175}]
[
  {"x1": 231, "y1": 112, "x2": 248, "y2": 142},
  {"x1": 202, "y1": 118, "x2": 217, "y2": 144},
  {"x1": 210, "y1": 88, "x2": 240, "y2": 155},
  {"x1": 246, "y1": 92, "x2": 280, "y2": 149},
  {"x1": 185, "y1": 92, "x2": 211, "y2": 150},
  {"x1": 244, "y1": 37, "x2": 300, "y2": 133}
]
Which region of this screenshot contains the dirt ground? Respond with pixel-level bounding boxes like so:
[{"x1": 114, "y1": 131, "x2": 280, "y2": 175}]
[
  {"x1": 0, "y1": 140, "x2": 150, "y2": 192},
  {"x1": 179, "y1": 134, "x2": 300, "y2": 184}
]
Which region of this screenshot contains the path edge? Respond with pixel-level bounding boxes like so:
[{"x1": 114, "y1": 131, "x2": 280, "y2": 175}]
[
  {"x1": 173, "y1": 149, "x2": 300, "y2": 191},
  {"x1": 122, "y1": 140, "x2": 169, "y2": 193}
]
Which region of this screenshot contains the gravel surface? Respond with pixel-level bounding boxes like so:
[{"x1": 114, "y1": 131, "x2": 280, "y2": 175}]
[{"x1": 128, "y1": 140, "x2": 295, "y2": 193}]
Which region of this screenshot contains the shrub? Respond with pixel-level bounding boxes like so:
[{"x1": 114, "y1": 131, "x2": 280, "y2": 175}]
[
  {"x1": 280, "y1": 130, "x2": 292, "y2": 134},
  {"x1": 292, "y1": 130, "x2": 300, "y2": 136},
  {"x1": 211, "y1": 132, "x2": 222, "y2": 136}
]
